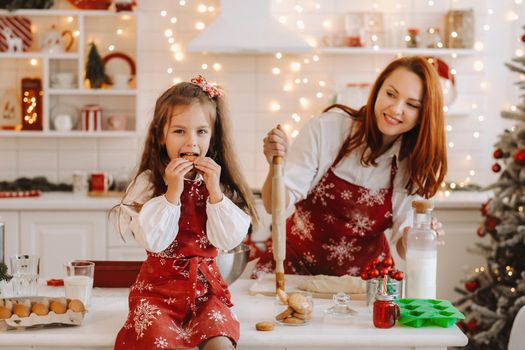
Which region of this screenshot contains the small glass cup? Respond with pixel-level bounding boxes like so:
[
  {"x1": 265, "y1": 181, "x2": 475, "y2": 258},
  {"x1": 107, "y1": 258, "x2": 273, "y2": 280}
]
[
  {"x1": 10, "y1": 254, "x2": 39, "y2": 296},
  {"x1": 274, "y1": 291, "x2": 313, "y2": 326},
  {"x1": 64, "y1": 260, "x2": 95, "y2": 307},
  {"x1": 373, "y1": 294, "x2": 400, "y2": 328}
]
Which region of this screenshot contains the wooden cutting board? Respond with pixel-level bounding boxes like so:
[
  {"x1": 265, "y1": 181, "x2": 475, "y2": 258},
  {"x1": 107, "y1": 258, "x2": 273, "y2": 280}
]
[{"x1": 248, "y1": 274, "x2": 367, "y2": 300}]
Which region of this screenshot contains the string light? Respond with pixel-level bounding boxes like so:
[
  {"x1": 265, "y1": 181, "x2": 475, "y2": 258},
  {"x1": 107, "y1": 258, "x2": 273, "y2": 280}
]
[{"x1": 157, "y1": 2, "x2": 491, "y2": 188}]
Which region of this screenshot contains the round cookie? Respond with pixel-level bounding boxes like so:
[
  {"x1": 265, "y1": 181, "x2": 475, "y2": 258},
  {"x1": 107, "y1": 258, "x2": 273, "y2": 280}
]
[
  {"x1": 288, "y1": 293, "x2": 310, "y2": 314},
  {"x1": 283, "y1": 316, "x2": 305, "y2": 324},
  {"x1": 255, "y1": 321, "x2": 275, "y2": 331},
  {"x1": 276, "y1": 288, "x2": 288, "y2": 304},
  {"x1": 293, "y1": 312, "x2": 311, "y2": 320},
  {"x1": 275, "y1": 306, "x2": 293, "y2": 321},
  {"x1": 68, "y1": 299, "x2": 85, "y2": 312},
  {"x1": 180, "y1": 152, "x2": 198, "y2": 162}
]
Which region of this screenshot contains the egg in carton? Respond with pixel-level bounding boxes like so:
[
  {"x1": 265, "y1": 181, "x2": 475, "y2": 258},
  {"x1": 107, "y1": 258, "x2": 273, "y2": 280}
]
[{"x1": 0, "y1": 297, "x2": 86, "y2": 331}]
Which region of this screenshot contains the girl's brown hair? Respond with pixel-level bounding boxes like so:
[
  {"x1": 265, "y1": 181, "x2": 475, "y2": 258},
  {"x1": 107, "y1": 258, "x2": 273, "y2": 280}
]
[
  {"x1": 325, "y1": 56, "x2": 447, "y2": 198},
  {"x1": 128, "y1": 82, "x2": 258, "y2": 226}
]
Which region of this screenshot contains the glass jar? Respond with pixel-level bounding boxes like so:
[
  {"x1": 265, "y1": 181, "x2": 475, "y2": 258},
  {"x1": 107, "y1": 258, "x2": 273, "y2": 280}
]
[
  {"x1": 426, "y1": 27, "x2": 443, "y2": 48},
  {"x1": 444, "y1": 9, "x2": 474, "y2": 48},
  {"x1": 405, "y1": 28, "x2": 420, "y2": 48},
  {"x1": 373, "y1": 294, "x2": 400, "y2": 328},
  {"x1": 366, "y1": 277, "x2": 402, "y2": 307},
  {"x1": 274, "y1": 291, "x2": 313, "y2": 326}
]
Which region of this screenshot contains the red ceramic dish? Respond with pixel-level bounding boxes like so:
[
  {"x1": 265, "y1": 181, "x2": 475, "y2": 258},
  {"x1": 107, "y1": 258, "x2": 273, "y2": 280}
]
[{"x1": 67, "y1": 0, "x2": 112, "y2": 10}]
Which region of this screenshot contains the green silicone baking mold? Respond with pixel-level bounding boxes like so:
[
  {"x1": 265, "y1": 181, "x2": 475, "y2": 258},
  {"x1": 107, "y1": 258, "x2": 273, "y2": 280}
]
[{"x1": 395, "y1": 298, "x2": 465, "y2": 328}]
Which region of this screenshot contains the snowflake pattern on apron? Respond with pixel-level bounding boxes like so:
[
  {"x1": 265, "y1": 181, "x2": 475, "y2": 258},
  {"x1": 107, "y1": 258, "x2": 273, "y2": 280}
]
[
  {"x1": 254, "y1": 155, "x2": 397, "y2": 277},
  {"x1": 115, "y1": 179, "x2": 239, "y2": 349}
]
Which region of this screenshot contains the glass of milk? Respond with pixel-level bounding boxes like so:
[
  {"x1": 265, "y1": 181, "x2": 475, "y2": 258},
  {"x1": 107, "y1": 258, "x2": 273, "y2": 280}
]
[{"x1": 64, "y1": 260, "x2": 95, "y2": 307}]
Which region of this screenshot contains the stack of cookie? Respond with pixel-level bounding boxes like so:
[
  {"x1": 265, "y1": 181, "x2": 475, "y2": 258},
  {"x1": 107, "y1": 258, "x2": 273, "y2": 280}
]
[{"x1": 275, "y1": 289, "x2": 313, "y2": 325}]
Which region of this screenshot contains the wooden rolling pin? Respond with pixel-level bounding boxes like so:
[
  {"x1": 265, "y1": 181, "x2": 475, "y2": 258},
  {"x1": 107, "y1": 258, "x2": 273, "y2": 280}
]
[{"x1": 272, "y1": 155, "x2": 286, "y2": 292}]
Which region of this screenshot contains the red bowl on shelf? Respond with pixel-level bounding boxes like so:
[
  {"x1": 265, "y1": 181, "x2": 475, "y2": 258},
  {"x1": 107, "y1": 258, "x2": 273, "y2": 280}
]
[{"x1": 67, "y1": 0, "x2": 112, "y2": 10}]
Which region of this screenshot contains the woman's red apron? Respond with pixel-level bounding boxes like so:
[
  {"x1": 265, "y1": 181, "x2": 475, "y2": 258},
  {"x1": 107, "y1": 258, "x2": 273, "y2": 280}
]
[
  {"x1": 115, "y1": 179, "x2": 239, "y2": 349},
  {"x1": 253, "y1": 155, "x2": 397, "y2": 277}
]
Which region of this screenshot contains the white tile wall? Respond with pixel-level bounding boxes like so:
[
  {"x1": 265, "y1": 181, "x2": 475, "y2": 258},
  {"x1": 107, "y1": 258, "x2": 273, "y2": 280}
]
[{"x1": 2, "y1": 0, "x2": 524, "y2": 190}]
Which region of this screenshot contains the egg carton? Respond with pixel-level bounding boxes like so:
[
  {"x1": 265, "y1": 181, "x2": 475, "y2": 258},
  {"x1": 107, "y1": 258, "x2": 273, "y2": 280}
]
[
  {"x1": 395, "y1": 298, "x2": 465, "y2": 328},
  {"x1": 0, "y1": 296, "x2": 86, "y2": 331}
]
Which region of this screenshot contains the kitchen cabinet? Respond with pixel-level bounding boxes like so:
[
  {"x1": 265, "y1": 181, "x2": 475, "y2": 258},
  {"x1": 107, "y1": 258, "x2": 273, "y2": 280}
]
[
  {"x1": 20, "y1": 211, "x2": 107, "y2": 277},
  {"x1": 0, "y1": 9, "x2": 138, "y2": 138},
  {"x1": 0, "y1": 193, "x2": 147, "y2": 278},
  {"x1": 0, "y1": 211, "x2": 19, "y2": 264}
]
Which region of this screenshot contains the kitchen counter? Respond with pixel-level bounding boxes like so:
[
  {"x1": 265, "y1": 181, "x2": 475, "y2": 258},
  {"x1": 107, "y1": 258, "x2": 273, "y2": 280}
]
[
  {"x1": 0, "y1": 280, "x2": 468, "y2": 350},
  {"x1": 0, "y1": 192, "x2": 120, "y2": 210},
  {"x1": 0, "y1": 190, "x2": 490, "y2": 210}
]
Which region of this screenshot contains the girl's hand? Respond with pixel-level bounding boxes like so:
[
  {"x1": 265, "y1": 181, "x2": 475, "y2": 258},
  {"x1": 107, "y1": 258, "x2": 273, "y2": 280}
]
[
  {"x1": 263, "y1": 124, "x2": 288, "y2": 164},
  {"x1": 164, "y1": 158, "x2": 193, "y2": 204},
  {"x1": 194, "y1": 157, "x2": 223, "y2": 203}
]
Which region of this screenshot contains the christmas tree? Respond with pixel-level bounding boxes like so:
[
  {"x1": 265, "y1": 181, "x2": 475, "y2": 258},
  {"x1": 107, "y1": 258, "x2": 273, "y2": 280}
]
[
  {"x1": 454, "y1": 29, "x2": 525, "y2": 350},
  {"x1": 85, "y1": 43, "x2": 105, "y2": 89}
]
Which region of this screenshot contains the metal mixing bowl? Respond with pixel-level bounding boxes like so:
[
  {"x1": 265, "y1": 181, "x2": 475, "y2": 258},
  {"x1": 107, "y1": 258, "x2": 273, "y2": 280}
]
[{"x1": 215, "y1": 244, "x2": 250, "y2": 284}]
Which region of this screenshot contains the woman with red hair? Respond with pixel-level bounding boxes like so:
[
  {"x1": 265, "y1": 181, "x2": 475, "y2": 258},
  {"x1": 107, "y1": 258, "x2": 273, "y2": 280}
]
[{"x1": 254, "y1": 56, "x2": 447, "y2": 277}]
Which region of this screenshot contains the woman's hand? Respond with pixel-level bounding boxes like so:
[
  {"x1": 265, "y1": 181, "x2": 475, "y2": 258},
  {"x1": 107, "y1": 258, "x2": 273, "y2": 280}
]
[
  {"x1": 397, "y1": 220, "x2": 445, "y2": 259},
  {"x1": 194, "y1": 157, "x2": 223, "y2": 203},
  {"x1": 263, "y1": 124, "x2": 288, "y2": 164},
  {"x1": 431, "y1": 217, "x2": 445, "y2": 245},
  {"x1": 164, "y1": 158, "x2": 193, "y2": 204}
]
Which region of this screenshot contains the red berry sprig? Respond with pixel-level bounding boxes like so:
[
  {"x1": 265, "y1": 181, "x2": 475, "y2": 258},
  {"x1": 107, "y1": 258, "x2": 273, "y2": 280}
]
[{"x1": 360, "y1": 257, "x2": 404, "y2": 281}]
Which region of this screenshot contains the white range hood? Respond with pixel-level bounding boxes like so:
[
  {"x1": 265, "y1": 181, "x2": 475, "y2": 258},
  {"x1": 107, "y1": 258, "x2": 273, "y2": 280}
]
[{"x1": 188, "y1": 0, "x2": 311, "y2": 54}]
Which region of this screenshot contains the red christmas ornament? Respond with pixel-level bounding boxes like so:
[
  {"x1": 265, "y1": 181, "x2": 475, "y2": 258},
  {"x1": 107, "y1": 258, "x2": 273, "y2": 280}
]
[
  {"x1": 493, "y1": 148, "x2": 503, "y2": 159},
  {"x1": 492, "y1": 163, "x2": 501, "y2": 173},
  {"x1": 382, "y1": 257, "x2": 393, "y2": 268},
  {"x1": 480, "y1": 201, "x2": 489, "y2": 217},
  {"x1": 476, "y1": 227, "x2": 485, "y2": 237},
  {"x1": 466, "y1": 319, "x2": 478, "y2": 331},
  {"x1": 379, "y1": 268, "x2": 390, "y2": 277},
  {"x1": 369, "y1": 269, "x2": 380, "y2": 278},
  {"x1": 485, "y1": 215, "x2": 500, "y2": 232},
  {"x1": 393, "y1": 271, "x2": 404, "y2": 281},
  {"x1": 514, "y1": 149, "x2": 525, "y2": 165},
  {"x1": 360, "y1": 271, "x2": 370, "y2": 280},
  {"x1": 464, "y1": 280, "x2": 479, "y2": 292}
]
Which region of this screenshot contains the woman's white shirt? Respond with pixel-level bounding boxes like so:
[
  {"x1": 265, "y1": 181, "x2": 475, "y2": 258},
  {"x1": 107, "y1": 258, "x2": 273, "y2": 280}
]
[
  {"x1": 118, "y1": 171, "x2": 251, "y2": 253},
  {"x1": 284, "y1": 110, "x2": 422, "y2": 243}
]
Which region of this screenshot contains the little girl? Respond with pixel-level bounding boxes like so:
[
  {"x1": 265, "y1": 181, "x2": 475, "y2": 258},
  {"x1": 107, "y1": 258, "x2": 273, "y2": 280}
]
[{"x1": 114, "y1": 76, "x2": 257, "y2": 350}]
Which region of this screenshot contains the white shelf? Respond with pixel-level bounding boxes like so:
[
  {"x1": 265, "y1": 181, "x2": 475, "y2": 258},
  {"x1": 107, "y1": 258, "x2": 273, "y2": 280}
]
[
  {"x1": 320, "y1": 47, "x2": 478, "y2": 56},
  {"x1": 0, "y1": 9, "x2": 135, "y2": 17},
  {"x1": 0, "y1": 52, "x2": 79, "y2": 59},
  {"x1": 48, "y1": 88, "x2": 137, "y2": 95},
  {"x1": 0, "y1": 131, "x2": 137, "y2": 138}
]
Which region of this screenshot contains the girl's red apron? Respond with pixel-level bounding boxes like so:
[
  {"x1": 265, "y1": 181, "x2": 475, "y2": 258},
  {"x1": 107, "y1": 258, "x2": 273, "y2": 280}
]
[
  {"x1": 115, "y1": 179, "x2": 239, "y2": 349},
  {"x1": 253, "y1": 154, "x2": 397, "y2": 277}
]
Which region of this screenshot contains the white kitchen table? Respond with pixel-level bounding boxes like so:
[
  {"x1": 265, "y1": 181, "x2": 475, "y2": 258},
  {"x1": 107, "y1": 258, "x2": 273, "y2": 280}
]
[{"x1": 0, "y1": 280, "x2": 468, "y2": 350}]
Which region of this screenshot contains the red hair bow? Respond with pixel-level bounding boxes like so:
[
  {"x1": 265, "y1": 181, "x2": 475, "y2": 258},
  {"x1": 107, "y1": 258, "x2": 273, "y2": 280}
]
[{"x1": 190, "y1": 75, "x2": 221, "y2": 98}]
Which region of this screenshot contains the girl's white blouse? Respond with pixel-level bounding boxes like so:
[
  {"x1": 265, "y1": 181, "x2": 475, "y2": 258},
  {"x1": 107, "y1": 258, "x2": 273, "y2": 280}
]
[
  {"x1": 118, "y1": 171, "x2": 251, "y2": 253},
  {"x1": 284, "y1": 110, "x2": 423, "y2": 243}
]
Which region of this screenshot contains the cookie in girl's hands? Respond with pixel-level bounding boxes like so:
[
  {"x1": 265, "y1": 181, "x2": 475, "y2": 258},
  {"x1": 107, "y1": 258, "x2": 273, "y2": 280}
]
[{"x1": 180, "y1": 152, "x2": 199, "y2": 163}]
